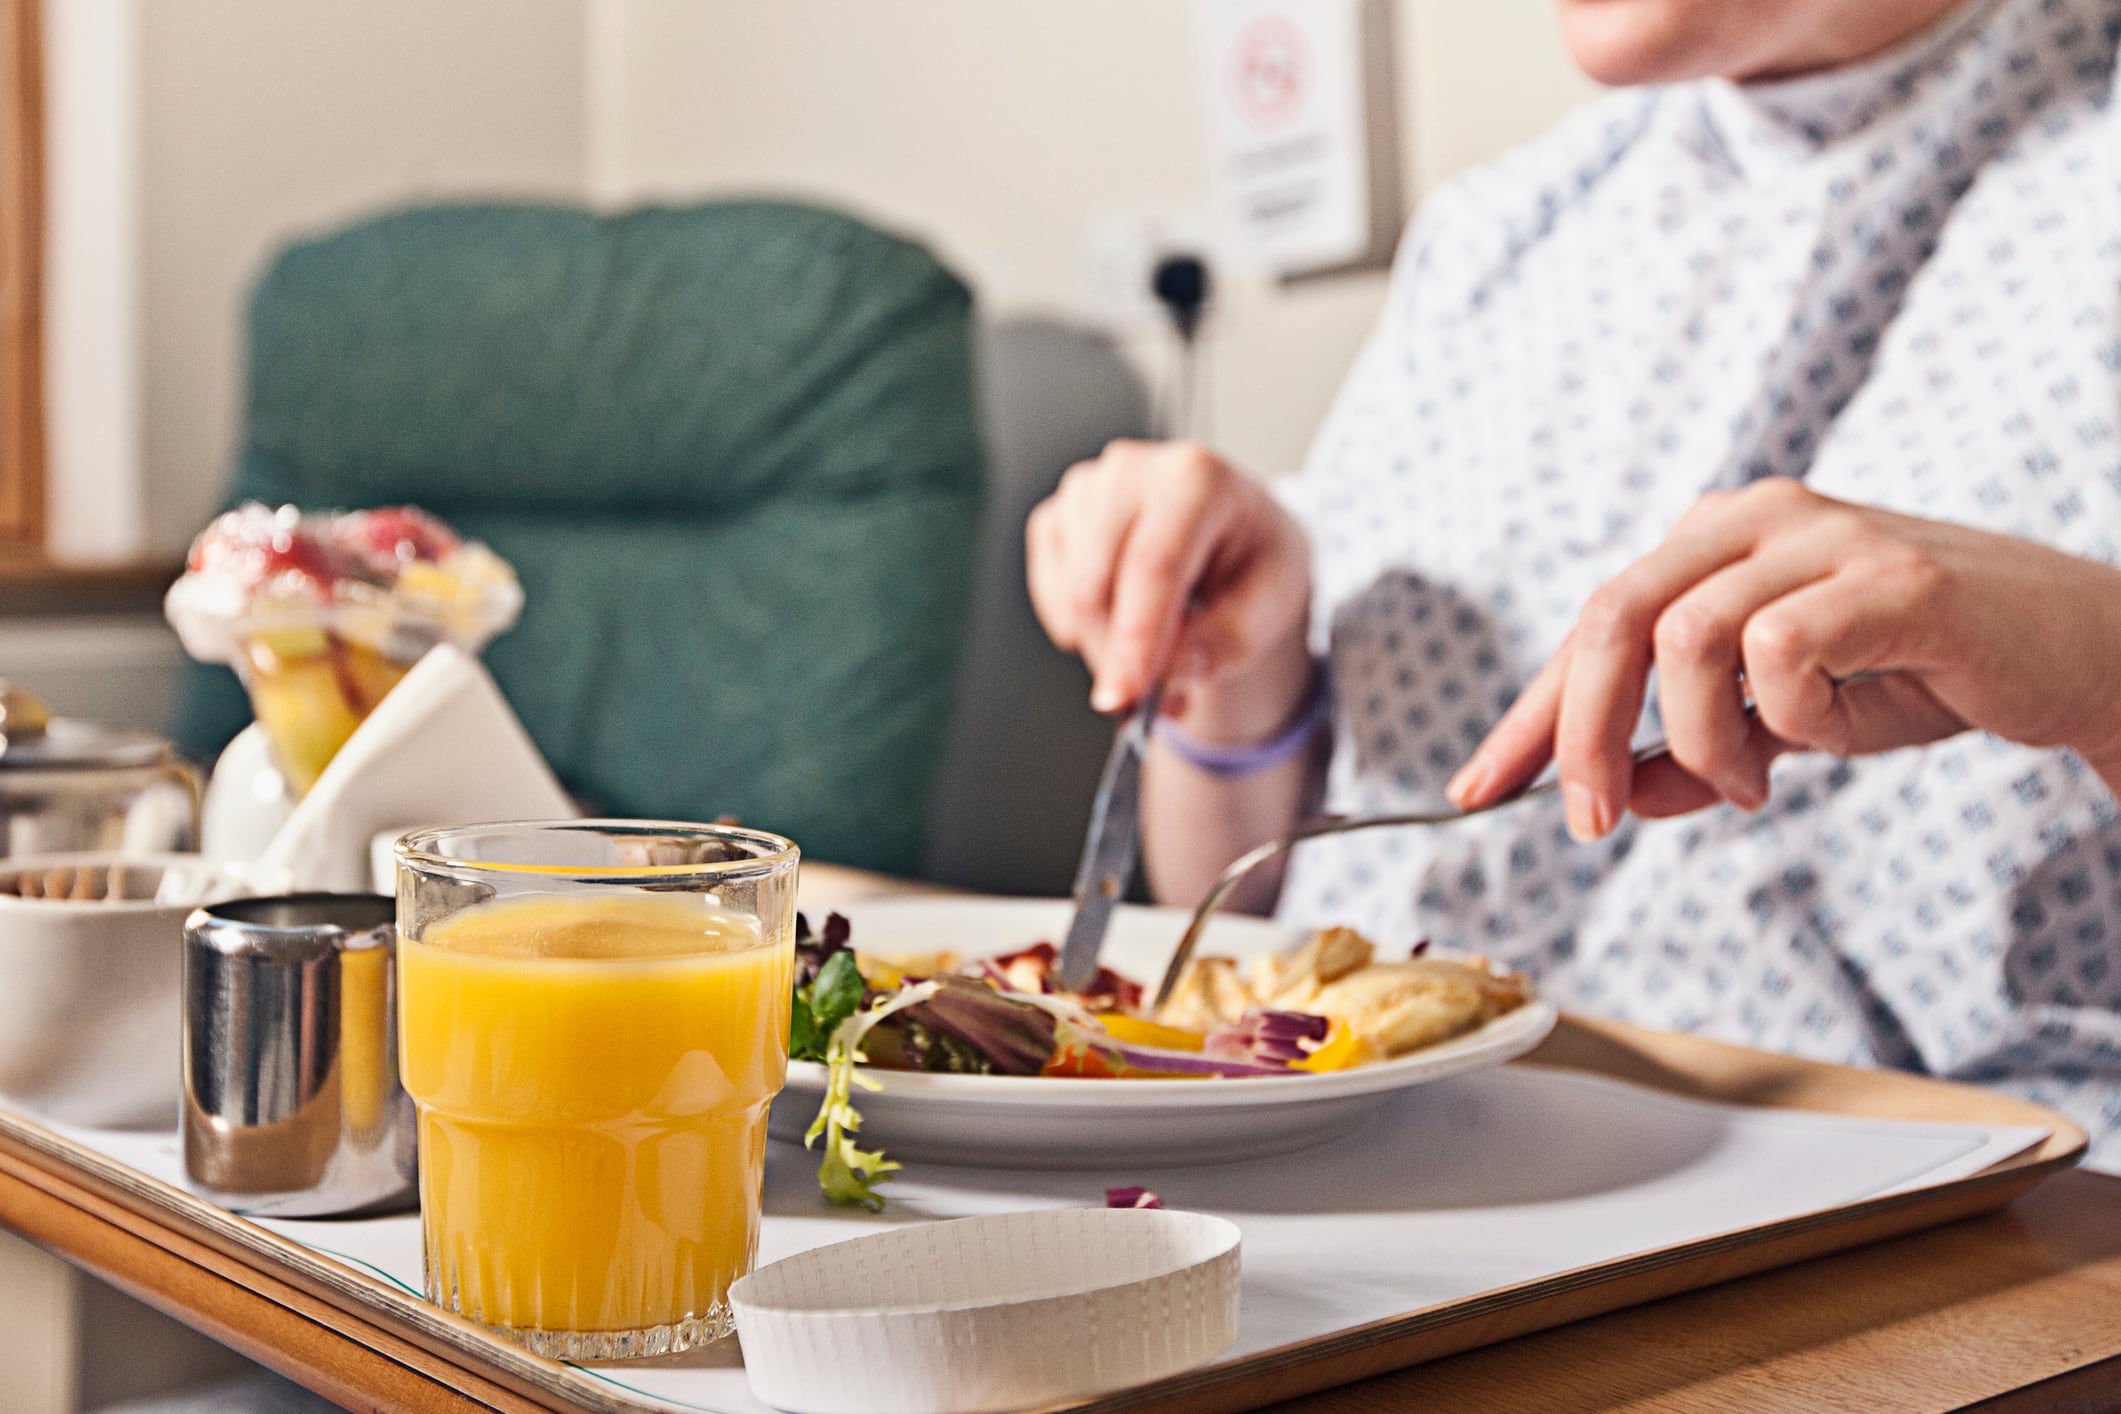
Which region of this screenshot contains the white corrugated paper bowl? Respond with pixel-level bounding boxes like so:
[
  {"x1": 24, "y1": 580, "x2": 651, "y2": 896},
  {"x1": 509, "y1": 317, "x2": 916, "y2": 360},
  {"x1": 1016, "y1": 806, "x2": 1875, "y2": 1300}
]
[
  {"x1": 0, "y1": 852, "x2": 272, "y2": 1126},
  {"x1": 730, "y1": 1208, "x2": 1242, "y2": 1414}
]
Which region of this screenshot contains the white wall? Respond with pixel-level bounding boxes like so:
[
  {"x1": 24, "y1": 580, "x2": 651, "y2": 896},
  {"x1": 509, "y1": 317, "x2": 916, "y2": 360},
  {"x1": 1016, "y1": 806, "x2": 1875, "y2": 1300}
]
[
  {"x1": 50, "y1": 0, "x2": 1598, "y2": 560},
  {"x1": 0, "y1": 616, "x2": 185, "y2": 729},
  {"x1": 42, "y1": 0, "x2": 142, "y2": 564},
  {"x1": 133, "y1": 0, "x2": 590, "y2": 559},
  {"x1": 586, "y1": 0, "x2": 1600, "y2": 477},
  {"x1": 1404, "y1": 0, "x2": 1608, "y2": 185}
]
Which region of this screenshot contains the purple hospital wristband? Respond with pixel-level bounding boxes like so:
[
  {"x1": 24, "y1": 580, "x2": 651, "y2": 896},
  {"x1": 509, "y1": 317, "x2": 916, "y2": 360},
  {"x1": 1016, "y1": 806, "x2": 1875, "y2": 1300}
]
[{"x1": 1154, "y1": 663, "x2": 1332, "y2": 778}]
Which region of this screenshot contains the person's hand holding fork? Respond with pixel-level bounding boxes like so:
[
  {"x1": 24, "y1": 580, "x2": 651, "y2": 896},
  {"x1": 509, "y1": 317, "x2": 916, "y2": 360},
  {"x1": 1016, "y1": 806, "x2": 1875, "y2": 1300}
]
[{"x1": 1449, "y1": 477, "x2": 2121, "y2": 838}]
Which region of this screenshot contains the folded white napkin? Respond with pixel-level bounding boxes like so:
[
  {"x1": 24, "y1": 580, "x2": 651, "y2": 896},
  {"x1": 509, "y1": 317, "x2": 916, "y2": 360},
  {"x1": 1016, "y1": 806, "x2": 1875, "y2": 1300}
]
[{"x1": 254, "y1": 644, "x2": 578, "y2": 892}]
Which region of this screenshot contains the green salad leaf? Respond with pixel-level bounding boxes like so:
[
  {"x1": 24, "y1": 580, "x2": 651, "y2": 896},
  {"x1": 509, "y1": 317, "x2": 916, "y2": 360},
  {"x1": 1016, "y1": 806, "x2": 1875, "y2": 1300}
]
[
  {"x1": 789, "y1": 999, "x2": 823, "y2": 1063},
  {"x1": 804, "y1": 981, "x2": 940, "y2": 1211},
  {"x1": 790, "y1": 948, "x2": 865, "y2": 1063},
  {"x1": 811, "y1": 950, "x2": 865, "y2": 1036}
]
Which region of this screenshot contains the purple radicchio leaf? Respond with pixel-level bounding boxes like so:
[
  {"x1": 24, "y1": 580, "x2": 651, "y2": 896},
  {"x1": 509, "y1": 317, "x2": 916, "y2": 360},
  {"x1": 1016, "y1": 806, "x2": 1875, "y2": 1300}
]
[
  {"x1": 1202, "y1": 1009, "x2": 1331, "y2": 1068},
  {"x1": 795, "y1": 911, "x2": 853, "y2": 988},
  {"x1": 906, "y1": 975, "x2": 1058, "y2": 1076},
  {"x1": 1106, "y1": 1186, "x2": 1164, "y2": 1209}
]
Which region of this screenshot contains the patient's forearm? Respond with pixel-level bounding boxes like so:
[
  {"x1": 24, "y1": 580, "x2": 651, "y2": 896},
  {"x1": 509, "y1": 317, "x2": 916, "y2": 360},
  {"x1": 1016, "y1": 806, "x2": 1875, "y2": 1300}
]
[
  {"x1": 1138, "y1": 649, "x2": 1327, "y2": 913},
  {"x1": 1139, "y1": 735, "x2": 1324, "y2": 914}
]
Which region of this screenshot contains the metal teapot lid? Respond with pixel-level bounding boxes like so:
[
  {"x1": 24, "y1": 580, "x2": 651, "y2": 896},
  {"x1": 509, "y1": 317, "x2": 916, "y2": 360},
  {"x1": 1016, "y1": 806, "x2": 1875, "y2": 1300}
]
[{"x1": 0, "y1": 681, "x2": 175, "y2": 770}]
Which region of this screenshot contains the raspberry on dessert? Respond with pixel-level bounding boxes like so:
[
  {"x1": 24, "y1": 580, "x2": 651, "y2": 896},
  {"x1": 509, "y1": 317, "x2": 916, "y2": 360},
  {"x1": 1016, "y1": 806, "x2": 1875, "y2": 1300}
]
[
  {"x1": 184, "y1": 505, "x2": 338, "y2": 598},
  {"x1": 259, "y1": 530, "x2": 340, "y2": 587},
  {"x1": 348, "y1": 506, "x2": 459, "y2": 568},
  {"x1": 165, "y1": 500, "x2": 520, "y2": 690}
]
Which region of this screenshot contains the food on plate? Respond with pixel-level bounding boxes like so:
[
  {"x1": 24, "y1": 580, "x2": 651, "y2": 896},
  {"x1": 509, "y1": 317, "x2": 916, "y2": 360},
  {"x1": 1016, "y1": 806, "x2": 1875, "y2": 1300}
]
[
  {"x1": 1312, "y1": 959, "x2": 1531, "y2": 1056},
  {"x1": 1153, "y1": 955, "x2": 1261, "y2": 1036},
  {"x1": 788, "y1": 911, "x2": 1531, "y2": 1209},
  {"x1": 1248, "y1": 926, "x2": 1377, "y2": 1009},
  {"x1": 791, "y1": 912, "x2": 1528, "y2": 1079},
  {"x1": 165, "y1": 502, "x2": 521, "y2": 793},
  {"x1": 1159, "y1": 927, "x2": 1530, "y2": 1058}
]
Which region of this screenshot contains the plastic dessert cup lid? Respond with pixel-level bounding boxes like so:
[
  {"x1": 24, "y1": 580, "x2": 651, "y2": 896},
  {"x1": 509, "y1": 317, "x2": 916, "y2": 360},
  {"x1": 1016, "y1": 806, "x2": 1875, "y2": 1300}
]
[{"x1": 730, "y1": 1207, "x2": 1242, "y2": 1414}]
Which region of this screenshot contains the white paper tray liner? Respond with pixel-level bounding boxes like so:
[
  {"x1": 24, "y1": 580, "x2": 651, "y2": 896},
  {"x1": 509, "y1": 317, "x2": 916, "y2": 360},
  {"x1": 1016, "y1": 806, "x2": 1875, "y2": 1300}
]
[
  {"x1": 732, "y1": 1208, "x2": 1240, "y2": 1414},
  {"x1": 56, "y1": 1065, "x2": 2051, "y2": 1414}
]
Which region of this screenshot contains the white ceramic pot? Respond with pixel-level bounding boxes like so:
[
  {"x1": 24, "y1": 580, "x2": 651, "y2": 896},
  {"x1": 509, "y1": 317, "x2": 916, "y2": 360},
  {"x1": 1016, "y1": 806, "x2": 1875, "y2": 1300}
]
[{"x1": 0, "y1": 852, "x2": 264, "y2": 1127}]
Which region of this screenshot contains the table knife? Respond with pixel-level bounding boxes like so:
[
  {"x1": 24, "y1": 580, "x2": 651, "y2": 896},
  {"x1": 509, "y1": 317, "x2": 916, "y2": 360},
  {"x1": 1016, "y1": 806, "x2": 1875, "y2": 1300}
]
[{"x1": 1055, "y1": 681, "x2": 1164, "y2": 993}]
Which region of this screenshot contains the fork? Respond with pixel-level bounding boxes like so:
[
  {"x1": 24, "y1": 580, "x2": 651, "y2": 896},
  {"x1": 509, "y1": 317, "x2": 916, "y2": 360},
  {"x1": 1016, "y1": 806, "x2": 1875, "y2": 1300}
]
[{"x1": 1149, "y1": 673, "x2": 1888, "y2": 1012}]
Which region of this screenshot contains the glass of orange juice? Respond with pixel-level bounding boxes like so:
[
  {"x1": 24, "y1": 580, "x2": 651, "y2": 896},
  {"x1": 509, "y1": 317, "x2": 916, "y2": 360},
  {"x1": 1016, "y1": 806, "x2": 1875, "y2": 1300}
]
[{"x1": 394, "y1": 820, "x2": 797, "y2": 1359}]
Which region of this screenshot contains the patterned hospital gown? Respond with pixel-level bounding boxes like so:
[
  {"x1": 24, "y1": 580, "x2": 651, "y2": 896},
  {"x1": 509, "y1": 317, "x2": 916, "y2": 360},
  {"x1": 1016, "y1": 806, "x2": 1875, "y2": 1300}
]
[{"x1": 1276, "y1": 0, "x2": 2121, "y2": 1168}]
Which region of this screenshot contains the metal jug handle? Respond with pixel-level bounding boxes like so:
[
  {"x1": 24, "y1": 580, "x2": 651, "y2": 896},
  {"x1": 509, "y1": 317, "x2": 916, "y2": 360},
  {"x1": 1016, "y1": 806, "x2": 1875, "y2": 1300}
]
[{"x1": 158, "y1": 757, "x2": 206, "y2": 851}]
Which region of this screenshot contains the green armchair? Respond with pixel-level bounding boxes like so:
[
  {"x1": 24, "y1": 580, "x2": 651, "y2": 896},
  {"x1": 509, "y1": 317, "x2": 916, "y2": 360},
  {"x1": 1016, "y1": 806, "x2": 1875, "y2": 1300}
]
[{"x1": 172, "y1": 200, "x2": 983, "y2": 874}]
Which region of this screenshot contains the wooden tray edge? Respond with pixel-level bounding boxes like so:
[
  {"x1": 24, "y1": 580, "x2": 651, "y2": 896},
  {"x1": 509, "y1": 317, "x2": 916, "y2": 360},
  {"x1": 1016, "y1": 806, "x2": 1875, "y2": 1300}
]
[
  {"x1": 0, "y1": 1011, "x2": 2092, "y2": 1414},
  {"x1": 0, "y1": 1141, "x2": 560, "y2": 1414},
  {"x1": 0, "y1": 1121, "x2": 623, "y2": 1414},
  {"x1": 1519, "y1": 1014, "x2": 2092, "y2": 1167}
]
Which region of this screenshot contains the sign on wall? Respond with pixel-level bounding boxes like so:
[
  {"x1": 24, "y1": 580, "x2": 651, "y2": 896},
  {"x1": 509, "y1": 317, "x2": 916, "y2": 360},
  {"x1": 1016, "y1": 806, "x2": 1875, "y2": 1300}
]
[{"x1": 1193, "y1": 0, "x2": 1400, "y2": 280}]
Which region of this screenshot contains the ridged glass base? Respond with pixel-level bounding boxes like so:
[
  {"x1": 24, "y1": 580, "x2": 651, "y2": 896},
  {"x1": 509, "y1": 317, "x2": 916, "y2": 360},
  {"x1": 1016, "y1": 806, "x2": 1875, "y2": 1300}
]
[
  {"x1": 411, "y1": 1101, "x2": 768, "y2": 1361},
  {"x1": 462, "y1": 1302, "x2": 737, "y2": 1360}
]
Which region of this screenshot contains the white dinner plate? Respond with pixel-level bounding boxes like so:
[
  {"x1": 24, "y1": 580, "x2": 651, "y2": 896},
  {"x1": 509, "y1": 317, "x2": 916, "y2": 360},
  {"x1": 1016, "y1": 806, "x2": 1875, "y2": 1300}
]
[{"x1": 769, "y1": 896, "x2": 1559, "y2": 1169}]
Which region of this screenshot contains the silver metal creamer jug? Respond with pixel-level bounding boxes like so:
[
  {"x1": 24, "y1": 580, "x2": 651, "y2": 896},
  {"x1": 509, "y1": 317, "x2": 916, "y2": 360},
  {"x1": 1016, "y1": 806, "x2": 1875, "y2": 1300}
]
[
  {"x1": 0, "y1": 681, "x2": 201, "y2": 859},
  {"x1": 181, "y1": 893, "x2": 416, "y2": 1216}
]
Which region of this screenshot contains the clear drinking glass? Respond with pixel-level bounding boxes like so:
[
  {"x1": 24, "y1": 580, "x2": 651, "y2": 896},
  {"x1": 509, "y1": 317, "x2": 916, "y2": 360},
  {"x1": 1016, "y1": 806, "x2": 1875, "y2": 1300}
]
[{"x1": 394, "y1": 820, "x2": 797, "y2": 1359}]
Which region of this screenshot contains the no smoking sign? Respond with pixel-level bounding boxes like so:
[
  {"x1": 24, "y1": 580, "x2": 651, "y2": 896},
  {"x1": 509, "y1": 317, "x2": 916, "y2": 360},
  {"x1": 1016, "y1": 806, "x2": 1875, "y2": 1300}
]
[
  {"x1": 1233, "y1": 13, "x2": 1308, "y2": 128},
  {"x1": 1195, "y1": 0, "x2": 1397, "y2": 276}
]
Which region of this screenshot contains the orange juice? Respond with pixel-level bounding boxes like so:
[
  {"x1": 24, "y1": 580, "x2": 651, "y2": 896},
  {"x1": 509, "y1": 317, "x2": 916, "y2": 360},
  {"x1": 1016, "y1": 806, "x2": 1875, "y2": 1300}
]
[{"x1": 398, "y1": 892, "x2": 793, "y2": 1345}]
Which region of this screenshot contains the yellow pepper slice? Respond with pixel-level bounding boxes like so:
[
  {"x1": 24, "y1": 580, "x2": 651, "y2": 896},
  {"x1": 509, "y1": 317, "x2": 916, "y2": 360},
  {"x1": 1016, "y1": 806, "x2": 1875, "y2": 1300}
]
[
  {"x1": 853, "y1": 955, "x2": 905, "y2": 989},
  {"x1": 1096, "y1": 1014, "x2": 1207, "y2": 1052},
  {"x1": 1295, "y1": 1018, "x2": 1367, "y2": 1072}
]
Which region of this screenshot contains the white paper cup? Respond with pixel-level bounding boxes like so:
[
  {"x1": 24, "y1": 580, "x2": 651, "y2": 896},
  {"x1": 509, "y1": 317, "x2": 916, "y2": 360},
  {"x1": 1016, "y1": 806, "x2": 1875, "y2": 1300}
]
[
  {"x1": 730, "y1": 1207, "x2": 1241, "y2": 1414},
  {"x1": 0, "y1": 852, "x2": 276, "y2": 1126}
]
